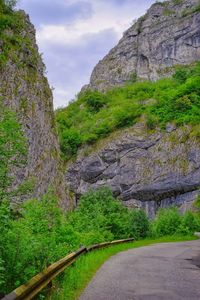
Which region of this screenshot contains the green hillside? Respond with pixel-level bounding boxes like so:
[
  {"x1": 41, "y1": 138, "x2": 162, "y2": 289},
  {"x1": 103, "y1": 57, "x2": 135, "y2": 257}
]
[{"x1": 56, "y1": 62, "x2": 200, "y2": 160}]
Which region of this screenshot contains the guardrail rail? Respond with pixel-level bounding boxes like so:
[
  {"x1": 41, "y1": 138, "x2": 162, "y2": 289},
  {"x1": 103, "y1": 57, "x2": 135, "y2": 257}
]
[{"x1": 2, "y1": 238, "x2": 134, "y2": 300}]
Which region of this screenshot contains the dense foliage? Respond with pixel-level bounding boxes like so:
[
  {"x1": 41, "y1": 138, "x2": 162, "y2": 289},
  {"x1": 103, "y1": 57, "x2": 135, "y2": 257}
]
[
  {"x1": 151, "y1": 207, "x2": 200, "y2": 237},
  {"x1": 56, "y1": 62, "x2": 200, "y2": 159},
  {"x1": 0, "y1": 188, "x2": 135, "y2": 293},
  {"x1": 1, "y1": 185, "x2": 200, "y2": 295},
  {"x1": 0, "y1": 0, "x2": 39, "y2": 69}
]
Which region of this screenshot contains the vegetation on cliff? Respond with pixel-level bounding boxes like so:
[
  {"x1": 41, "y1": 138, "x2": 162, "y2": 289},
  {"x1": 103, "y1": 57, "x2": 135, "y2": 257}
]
[
  {"x1": 56, "y1": 62, "x2": 200, "y2": 160},
  {"x1": 0, "y1": 0, "x2": 39, "y2": 69}
]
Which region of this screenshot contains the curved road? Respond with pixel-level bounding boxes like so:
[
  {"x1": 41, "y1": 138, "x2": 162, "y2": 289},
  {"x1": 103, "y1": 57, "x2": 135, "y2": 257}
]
[{"x1": 80, "y1": 240, "x2": 200, "y2": 300}]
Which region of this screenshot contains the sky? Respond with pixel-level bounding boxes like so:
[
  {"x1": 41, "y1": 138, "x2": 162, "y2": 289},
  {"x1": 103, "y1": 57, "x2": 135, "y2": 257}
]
[{"x1": 17, "y1": 0, "x2": 156, "y2": 108}]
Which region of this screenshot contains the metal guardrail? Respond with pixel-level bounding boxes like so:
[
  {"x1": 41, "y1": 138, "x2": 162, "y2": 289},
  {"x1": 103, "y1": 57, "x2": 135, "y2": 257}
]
[{"x1": 2, "y1": 238, "x2": 134, "y2": 300}]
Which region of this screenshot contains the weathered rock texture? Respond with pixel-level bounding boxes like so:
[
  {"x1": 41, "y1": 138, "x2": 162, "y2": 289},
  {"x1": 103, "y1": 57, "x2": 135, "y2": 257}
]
[
  {"x1": 0, "y1": 12, "x2": 68, "y2": 207},
  {"x1": 87, "y1": 0, "x2": 200, "y2": 91},
  {"x1": 66, "y1": 124, "x2": 200, "y2": 217}
]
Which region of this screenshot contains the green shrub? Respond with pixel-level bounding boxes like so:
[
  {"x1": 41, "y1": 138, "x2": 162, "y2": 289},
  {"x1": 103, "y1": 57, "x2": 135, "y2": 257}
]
[
  {"x1": 151, "y1": 207, "x2": 200, "y2": 238},
  {"x1": 60, "y1": 128, "x2": 82, "y2": 158},
  {"x1": 173, "y1": 66, "x2": 189, "y2": 83},
  {"x1": 0, "y1": 191, "x2": 77, "y2": 293},
  {"x1": 130, "y1": 209, "x2": 150, "y2": 239},
  {"x1": 94, "y1": 120, "x2": 112, "y2": 137},
  {"x1": 151, "y1": 207, "x2": 181, "y2": 237},
  {"x1": 79, "y1": 89, "x2": 108, "y2": 113},
  {"x1": 0, "y1": 187, "x2": 133, "y2": 294},
  {"x1": 177, "y1": 211, "x2": 200, "y2": 235},
  {"x1": 70, "y1": 188, "x2": 132, "y2": 241},
  {"x1": 113, "y1": 106, "x2": 140, "y2": 128}
]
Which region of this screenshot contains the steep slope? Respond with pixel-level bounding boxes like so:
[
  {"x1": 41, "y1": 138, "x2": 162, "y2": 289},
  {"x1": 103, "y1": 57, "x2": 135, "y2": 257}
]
[
  {"x1": 0, "y1": 7, "x2": 68, "y2": 207},
  {"x1": 87, "y1": 0, "x2": 200, "y2": 91}
]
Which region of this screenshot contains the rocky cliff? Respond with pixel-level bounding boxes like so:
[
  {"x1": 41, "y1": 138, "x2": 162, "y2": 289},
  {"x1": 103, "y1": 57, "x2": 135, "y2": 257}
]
[
  {"x1": 65, "y1": 0, "x2": 200, "y2": 216},
  {"x1": 66, "y1": 123, "x2": 200, "y2": 217},
  {"x1": 87, "y1": 0, "x2": 200, "y2": 91},
  {"x1": 0, "y1": 10, "x2": 68, "y2": 207}
]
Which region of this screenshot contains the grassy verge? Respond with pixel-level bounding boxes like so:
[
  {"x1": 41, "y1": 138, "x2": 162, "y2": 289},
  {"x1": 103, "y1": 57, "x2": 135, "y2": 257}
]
[{"x1": 49, "y1": 235, "x2": 197, "y2": 300}]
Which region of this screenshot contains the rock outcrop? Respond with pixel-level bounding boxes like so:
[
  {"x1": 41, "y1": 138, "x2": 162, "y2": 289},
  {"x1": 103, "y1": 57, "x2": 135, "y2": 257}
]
[
  {"x1": 0, "y1": 11, "x2": 68, "y2": 207},
  {"x1": 66, "y1": 124, "x2": 200, "y2": 217},
  {"x1": 65, "y1": 0, "x2": 200, "y2": 216},
  {"x1": 87, "y1": 0, "x2": 200, "y2": 92}
]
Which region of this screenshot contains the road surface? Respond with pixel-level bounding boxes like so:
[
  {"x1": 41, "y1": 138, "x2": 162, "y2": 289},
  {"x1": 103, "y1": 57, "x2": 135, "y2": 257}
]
[{"x1": 80, "y1": 240, "x2": 200, "y2": 300}]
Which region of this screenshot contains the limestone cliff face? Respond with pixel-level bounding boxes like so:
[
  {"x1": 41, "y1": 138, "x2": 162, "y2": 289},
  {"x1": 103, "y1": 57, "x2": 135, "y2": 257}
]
[
  {"x1": 65, "y1": 124, "x2": 200, "y2": 217},
  {"x1": 87, "y1": 0, "x2": 200, "y2": 91},
  {"x1": 65, "y1": 0, "x2": 200, "y2": 216},
  {"x1": 0, "y1": 12, "x2": 68, "y2": 207}
]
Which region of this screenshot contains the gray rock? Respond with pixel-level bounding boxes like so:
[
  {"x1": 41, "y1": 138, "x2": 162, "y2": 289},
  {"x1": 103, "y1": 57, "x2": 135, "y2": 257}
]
[
  {"x1": 166, "y1": 123, "x2": 176, "y2": 133},
  {"x1": 65, "y1": 123, "x2": 200, "y2": 217},
  {"x1": 0, "y1": 12, "x2": 68, "y2": 208},
  {"x1": 86, "y1": 0, "x2": 200, "y2": 92}
]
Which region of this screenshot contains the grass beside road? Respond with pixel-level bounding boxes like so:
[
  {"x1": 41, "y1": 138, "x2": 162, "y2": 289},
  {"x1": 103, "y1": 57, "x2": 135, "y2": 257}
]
[{"x1": 49, "y1": 235, "x2": 197, "y2": 300}]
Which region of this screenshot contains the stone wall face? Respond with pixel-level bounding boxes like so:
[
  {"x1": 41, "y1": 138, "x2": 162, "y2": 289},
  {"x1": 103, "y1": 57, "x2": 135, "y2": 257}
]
[
  {"x1": 0, "y1": 12, "x2": 68, "y2": 207},
  {"x1": 66, "y1": 124, "x2": 200, "y2": 217},
  {"x1": 87, "y1": 0, "x2": 200, "y2": 92}
]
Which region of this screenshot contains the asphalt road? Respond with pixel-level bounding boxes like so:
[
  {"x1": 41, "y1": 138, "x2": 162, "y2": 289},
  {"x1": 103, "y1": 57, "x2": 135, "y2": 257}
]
[{"x1": 79, "y1": 240, "x2": 200, "y2": 300}]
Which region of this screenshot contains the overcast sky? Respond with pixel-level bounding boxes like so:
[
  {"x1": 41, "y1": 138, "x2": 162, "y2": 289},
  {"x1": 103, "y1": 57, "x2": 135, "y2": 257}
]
[{"x1": 17, "y1": 0, "x2": 156, "y2": 108}]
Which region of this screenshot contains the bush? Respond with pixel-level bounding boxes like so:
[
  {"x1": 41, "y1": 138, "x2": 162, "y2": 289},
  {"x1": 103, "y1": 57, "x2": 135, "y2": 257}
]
[
  {"x1": 173, "y1": 66, "x2": 189, "y2": 83},
  {"x1": 0, "y1": 191, "x2": 79, "y2": 293},
  {"x1": 178, "y1": 211, "x2": 200, "y2": 234},
  {"x1": 0, "y1": 187, "x2": 132, "y2": 294},
  {"x1": 79, "y1": 90, "x2": 108, "y2": 113},
  {"x1": 151, "y1": 207, "x2": 181, "y2": 237},
  {"x1": 113, "y1": 106, "x2": 140, "y2": 128},
  {"x1": 130, "y1": 209, "x2": 150, "y2": 239},
  {"x1": 151, "y1": 207, "x2": 200, "y2": 238},
  {"x1": 60, "y1": 128, "x2": 82, "y2": 158},
  {"x1": 70, "y1": 188, "x2": 132, "y2": 241}
]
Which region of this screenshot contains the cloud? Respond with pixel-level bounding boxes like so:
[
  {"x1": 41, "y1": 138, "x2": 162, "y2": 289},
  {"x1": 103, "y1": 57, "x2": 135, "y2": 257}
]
[
  {"x1": 18, "y1": 0, "x2": 93, "y2": 26},
  {"x1": 18, "y1": 0, "x2": 157, "y2": 108},
  {"x1": 42, "y1": 28, "x2": 119, "y2": 108}
]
